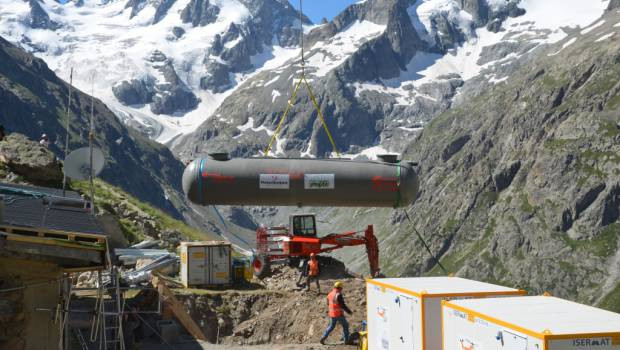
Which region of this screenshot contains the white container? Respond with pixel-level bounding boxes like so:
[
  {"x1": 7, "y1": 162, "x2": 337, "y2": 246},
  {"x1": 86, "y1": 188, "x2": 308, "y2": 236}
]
[
  {"x1": 180, "y1": 241, "x2": 232, "y2": 287},
  {"x1": 366, "y1": 277, "x2": 525, "y2": 350},
  {"x1": 442, "y1": 296, "x2": 620, "y2": 350}
]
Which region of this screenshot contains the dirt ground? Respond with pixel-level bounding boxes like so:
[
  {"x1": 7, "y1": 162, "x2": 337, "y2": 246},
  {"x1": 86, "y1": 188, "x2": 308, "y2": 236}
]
[
  {"x1": 141, "y1": 340, "x2": 355, "y2": 349},
  {"x1": 169, "y1": 256, "x2": 368, "y2": 348}
]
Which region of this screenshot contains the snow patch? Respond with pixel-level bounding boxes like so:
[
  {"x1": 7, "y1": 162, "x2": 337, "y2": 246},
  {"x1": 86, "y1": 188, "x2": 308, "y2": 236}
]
[
  {"x1": 305, "y1": 20, "x2": 386, "y2": 77},
  {"x1": 300, "y1": 139, "x2": 315, "y2": 158},
  {"x1": 410, "y1": 0, "x2": 475, "y2": 45},
  {"x1": 0, "y1": 0, "x2": 301, "y2": 144},
  {"x1": 548, "y1": 37, "x2": 577, "y2": 56},
  {"x1": 581, "y1": 20, "x2": 605, "y2": 35},
  {"x1": 399, "y1": 126, "x2": 424, "y2": 132},
  {"x1": 271, "y1": 89, "x2": 281, "y2": 102},
  {"x1": 595, "y1": 32, "x2": 615, "y2": 42},
  {"x1": 264, "y1": 75, "x2": 280, "y2": 86},
  {"x1": 332, "y1": 145, "x2": 399, "y2": 160},
  {"x1": 489, "y1": 75, "x2": 508, "y2": 84}
]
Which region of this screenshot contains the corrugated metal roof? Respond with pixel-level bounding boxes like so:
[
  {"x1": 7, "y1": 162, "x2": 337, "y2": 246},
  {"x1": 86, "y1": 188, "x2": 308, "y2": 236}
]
[{"x1": 0, "y1": 182, "x2": 104, "y2": 235}]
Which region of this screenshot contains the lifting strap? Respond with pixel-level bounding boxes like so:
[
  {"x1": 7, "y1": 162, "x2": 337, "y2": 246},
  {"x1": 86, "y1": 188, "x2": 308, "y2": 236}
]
[
  {"x1": 264, "y1": 75, "x2": 340, "y2": 156},
  {"x1": 264, "y1": 0, "x2": 340, "y2": 157}
]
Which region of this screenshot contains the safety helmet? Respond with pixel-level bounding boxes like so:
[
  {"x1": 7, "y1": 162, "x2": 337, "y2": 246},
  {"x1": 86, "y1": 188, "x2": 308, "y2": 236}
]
[{"x1": 334, "y1": 281, "x2": 343, "y2": 289}]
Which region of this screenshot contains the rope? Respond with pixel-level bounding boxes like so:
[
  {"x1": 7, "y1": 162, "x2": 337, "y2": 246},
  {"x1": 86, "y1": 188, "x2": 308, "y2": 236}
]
[
  {"x1": 304, "y1": 76, "x2": 340, "y2": 157},
  {"x1": 211, "y1": 205, "x2": 254, "y2": 248},
  {"x1": 265, "y1": 77, "x2": 303, "y2": 154},
  {"x1": 402, "y1": 209, "x2": 448, "y2": 274},
  {"x1": 263, "y1": 0, "x2": 340, "y2": 157}
]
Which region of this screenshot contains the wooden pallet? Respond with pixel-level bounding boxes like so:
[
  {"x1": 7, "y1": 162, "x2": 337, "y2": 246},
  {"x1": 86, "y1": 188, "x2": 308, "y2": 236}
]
[{"x1": 0, "y1": 224, "x2": 106, "y2": 244}]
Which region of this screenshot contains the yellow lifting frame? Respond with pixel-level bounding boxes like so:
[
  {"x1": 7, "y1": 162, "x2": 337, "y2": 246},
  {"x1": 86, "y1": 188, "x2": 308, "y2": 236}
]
[
  {"x1": 264, "y1": 74, "x2": 340, "y2": 157},
  {"x1": 264, "y1": 0, "x2": 340, "y2": 157}
]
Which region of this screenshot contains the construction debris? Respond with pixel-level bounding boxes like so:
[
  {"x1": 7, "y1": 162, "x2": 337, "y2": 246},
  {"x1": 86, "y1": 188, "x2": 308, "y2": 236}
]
[
  {"x1": 130, "y1": 239, "x2": 162, "y2": 249},
  {"x1": 115, "y1": 248, "x2": 172, "y2": 266},
  {"x1": 123, "y1": 254, "x2": 179, "y2": 285}
]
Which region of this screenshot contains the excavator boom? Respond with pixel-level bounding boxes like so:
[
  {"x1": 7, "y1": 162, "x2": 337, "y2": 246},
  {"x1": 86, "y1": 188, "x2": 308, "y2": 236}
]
[{"x1": 254, "y1": 222, "x2": 380, "y2": 278}]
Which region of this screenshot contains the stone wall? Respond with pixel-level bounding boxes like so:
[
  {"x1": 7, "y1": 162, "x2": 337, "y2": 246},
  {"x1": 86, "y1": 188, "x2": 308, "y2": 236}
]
[{"x1": 0, "y1": 257, "x2": 62, "y2": 350}]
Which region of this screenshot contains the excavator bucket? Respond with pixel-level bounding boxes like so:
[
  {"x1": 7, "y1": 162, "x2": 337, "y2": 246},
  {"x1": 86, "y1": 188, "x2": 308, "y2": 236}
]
[{"x1": 364, "y1": 226, "x2": 380, "y2": 277}]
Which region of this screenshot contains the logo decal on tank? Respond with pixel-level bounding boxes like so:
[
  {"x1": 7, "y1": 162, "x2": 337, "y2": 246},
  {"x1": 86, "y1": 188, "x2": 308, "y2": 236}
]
[
  {"x1": 259, "y1": 174, "x2": 290, "y2": 189},
  {"x1": 304, "y1": 174, "x2": 335, "y2": 189}
]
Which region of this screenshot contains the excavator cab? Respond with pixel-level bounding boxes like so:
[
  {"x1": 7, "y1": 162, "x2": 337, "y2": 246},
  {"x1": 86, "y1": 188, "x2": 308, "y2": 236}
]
[
  {"x1": 254, "y1": 214, "x2": 380, "y2": 278},
  {"x1": 289, "y1": 214, "x2": 317, "y2": 237}
]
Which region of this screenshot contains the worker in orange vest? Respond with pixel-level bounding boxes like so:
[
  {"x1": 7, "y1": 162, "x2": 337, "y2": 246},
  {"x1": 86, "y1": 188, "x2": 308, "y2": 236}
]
[
  {"x1": 306, "y1": 253, "x2": 320, "y2": 292},
  {"x1": 320, "y1": 281, "x2": 351, "y2": 345}
]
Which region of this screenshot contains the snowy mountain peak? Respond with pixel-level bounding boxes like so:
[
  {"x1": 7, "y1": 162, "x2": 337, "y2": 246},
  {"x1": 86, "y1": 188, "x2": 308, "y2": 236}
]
[{"x1": 0, "y1": 0, "x2": 612, "y2": 153}]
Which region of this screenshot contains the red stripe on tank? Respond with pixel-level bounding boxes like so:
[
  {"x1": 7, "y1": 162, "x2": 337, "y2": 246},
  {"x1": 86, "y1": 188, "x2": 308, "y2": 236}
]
[
  {"x1": 202, "y1": 172, "x2": 235, "y2": 184},
  {"x1": 371, "y1": 176, "x2": 398, "y2": 192}
]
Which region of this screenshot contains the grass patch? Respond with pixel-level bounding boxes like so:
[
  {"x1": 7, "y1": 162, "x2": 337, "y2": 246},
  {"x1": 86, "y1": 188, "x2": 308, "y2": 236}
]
[
  {"x1": 479, "y1": 191, "x2": 498, "y2": 207},
  {"x1": 606, "y1": 94, "x2": 620, "y2": 111},
  {"x1": 118, "y1": 218, "x2": 145, "y2": 244},
  {"x1": 519, "y1": 192, "x2": 535, "y2": 213},
  {"x1": 444, "y1": 217, "x2": 459, "y2": 234},
  {"x1": 556, "y1": 223, "x2": 620, "y2": 257},
  {"x1": 599, "y1": 121, "x2": 620, "y2": 138},
  {"x1": 575, "y1": 149, "x2": 612, "y2": 186},
  {"x1": 544, "y1": 138, "x2": 578, "y2": 151},
  {"x1": 480, "y1": 251, "x2": 511, "y2": 285},
  {"x1": 599, "y1": 282, "x2": 620, "y2": 313},
  {"x1": 71, "y1": 179, "x2": 218, "y2": 243},
  {"x1": 541, "y1": 74, "x2": 569, "y2": 88},
  {"x1": 426, "y1": 219, "x2": 497, "y2": 276}
]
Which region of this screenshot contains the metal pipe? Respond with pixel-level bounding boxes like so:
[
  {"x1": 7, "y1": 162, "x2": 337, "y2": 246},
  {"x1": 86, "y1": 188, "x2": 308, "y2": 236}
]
[{"x1": 182, "y1": 155, "x2": 419, "y2": 208}]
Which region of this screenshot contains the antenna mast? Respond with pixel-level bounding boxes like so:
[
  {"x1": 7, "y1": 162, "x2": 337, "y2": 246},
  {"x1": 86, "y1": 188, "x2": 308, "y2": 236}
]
[
  {"x1": 62, "y1": 68, "x2": 73, "y2": 197},
  {"x1": 89, "y1": 75, "x2": 96, "y2": 216}
]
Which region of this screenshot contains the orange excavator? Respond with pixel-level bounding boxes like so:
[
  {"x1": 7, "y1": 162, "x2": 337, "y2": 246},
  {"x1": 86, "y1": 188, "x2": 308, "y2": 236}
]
[{"x1": 253, "y1": 213, "x2": 380, "y2": 278}]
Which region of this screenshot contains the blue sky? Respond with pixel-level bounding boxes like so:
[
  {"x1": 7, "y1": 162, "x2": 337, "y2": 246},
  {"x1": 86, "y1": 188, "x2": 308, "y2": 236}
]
[
  {"x1": 289, "y1": 0, "x2": 359, "y2": 24},
  {"x1": 56, "y1": 0, "x2": 356, "y2": 24}
]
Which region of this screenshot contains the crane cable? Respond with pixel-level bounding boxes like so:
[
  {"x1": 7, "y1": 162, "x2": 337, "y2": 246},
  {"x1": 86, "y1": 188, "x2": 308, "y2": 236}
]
[
  {"x1": 264, "y1": 0, "x2": 340, "y2": 157},
  {"x1": 402, "y1": 209, "x2": 448, "y2": 275}
]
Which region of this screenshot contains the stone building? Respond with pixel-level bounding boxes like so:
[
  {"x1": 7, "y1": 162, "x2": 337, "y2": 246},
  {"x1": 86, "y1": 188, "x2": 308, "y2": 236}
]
[{"x1": 0, "y1": 182, "x2": 106, "y2": 350}]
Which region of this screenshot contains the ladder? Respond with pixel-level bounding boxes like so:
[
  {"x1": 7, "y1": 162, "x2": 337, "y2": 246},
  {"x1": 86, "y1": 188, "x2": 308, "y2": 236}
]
[{"x1": 99, "y1": 267, "x2": 125, "y2": 350}]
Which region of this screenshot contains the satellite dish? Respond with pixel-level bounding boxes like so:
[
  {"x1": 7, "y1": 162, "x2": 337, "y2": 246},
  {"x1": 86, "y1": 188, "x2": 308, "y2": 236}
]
[{"x1": 64, "y1": 147, "x2": 105, "y2": 180}]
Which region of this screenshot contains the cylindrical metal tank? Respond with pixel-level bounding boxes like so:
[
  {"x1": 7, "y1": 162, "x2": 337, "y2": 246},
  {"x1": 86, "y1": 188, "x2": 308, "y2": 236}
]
[{"x1": 182, "y1": 154, "x2": 419, "y2": 208}]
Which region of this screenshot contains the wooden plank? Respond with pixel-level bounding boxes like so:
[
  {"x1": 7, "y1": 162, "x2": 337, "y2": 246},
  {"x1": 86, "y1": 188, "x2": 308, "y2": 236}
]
[
  {"x1": 1, "y1": 239, "x2": 104, "y2": 265},
  {"x1": 3, "y1": 232, "x2": 106, "y2": 251},
  {"x1": 0, "y1": 224, "x2": 105, "y2": 241},
  {"x1": 153, "y1": 277, "x2": 208, "y2": 342}
]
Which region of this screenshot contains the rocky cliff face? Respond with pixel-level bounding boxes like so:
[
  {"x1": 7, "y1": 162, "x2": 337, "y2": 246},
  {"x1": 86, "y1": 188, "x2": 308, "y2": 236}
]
[
  {"x1": 0, "y1": 0, "x2": 313, "y2": 142},
  {"x1": 172, "y1": 0, "x2": 528, "y2": 159},
  {"x1": 0, "y1": 35, "x2": 259, "y2": 247},
  {"x1": 0, "y1": 133, "x2": 63, "y2": 187},
  {"x1": 0, "y1": 35, "x2": 188, "y2": 216},
  {"x1": 376, "y1": 10, "x2": 620, "y2": 308}
]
